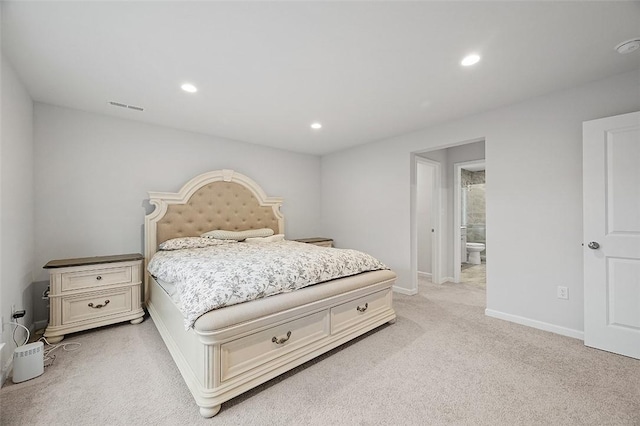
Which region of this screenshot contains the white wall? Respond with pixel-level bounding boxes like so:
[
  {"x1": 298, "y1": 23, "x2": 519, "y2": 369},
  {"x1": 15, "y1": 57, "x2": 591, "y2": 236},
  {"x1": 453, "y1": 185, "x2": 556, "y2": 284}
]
[
  {"x1": 321, "y1": 70, "x2": 640, "y2": 337},
  {"x1": 1, "y1": 55, "x2": 35, "y2": 382},
  {"x1": 33, "y1": 104, "x2": 322, "y2": 281}
]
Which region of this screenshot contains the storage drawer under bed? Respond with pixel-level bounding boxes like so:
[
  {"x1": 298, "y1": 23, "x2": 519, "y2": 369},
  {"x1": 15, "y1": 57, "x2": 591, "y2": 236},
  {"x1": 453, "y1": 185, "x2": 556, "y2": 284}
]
[
  {"x1": 330, "y1": 289, "x2": 392, "y2": 335},
  {"x1": 220, "y1": 310, "x2": 330, "y2": 382}
]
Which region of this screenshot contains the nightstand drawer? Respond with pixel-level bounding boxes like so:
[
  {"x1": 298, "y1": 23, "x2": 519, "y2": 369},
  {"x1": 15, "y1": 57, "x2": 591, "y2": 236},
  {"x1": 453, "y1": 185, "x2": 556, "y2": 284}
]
[
  {"x1": 61, "y1": 265, "x2": 133, "y2": 292},
  {"x1": 62, "y1": 288, "x2": 133, "y2": 325}
]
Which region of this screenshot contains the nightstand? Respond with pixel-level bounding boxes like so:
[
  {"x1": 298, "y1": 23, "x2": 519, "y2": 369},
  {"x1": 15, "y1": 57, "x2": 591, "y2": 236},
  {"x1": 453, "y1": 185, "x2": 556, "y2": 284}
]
[
  {"x1": 294, "y1": 238, "x2": 334, "y2": 248},
  {"x1": 43, "y1": 253, "x2": 145, "y2": 343}
]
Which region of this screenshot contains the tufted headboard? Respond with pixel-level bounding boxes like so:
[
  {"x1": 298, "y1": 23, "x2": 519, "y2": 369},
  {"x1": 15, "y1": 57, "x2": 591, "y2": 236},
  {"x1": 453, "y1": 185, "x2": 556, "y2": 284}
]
[{"x1": 143, "y1": 169, "x2": 284, "y2": 302}]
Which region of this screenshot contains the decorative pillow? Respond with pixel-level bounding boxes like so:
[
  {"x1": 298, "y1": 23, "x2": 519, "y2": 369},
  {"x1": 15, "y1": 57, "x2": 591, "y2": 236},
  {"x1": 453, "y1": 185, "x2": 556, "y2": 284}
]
[
  {"x1": 158, "y1": 237, "x2": 235, "y2": 251},
  {"x1": 244, "y1": 234, "x2": 285, "y2": 244},
  {"x1": 201, "y1": 228, "x2": 274, "y2": 241}
]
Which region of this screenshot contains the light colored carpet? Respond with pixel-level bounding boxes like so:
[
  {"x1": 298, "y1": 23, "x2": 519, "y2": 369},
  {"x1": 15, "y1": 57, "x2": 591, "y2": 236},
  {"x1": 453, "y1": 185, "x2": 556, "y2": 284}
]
[{"x1": 1, "y1": 280, "x2": 639, "y2": 425}]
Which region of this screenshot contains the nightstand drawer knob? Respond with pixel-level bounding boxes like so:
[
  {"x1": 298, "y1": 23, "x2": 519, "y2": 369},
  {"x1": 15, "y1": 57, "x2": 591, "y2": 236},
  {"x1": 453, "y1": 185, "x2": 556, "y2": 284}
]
[
  {"x1": 356, "y1": 303, "x2": 368, "y2": 313},
  {"x1": 96, "y1": 276, "x2": 102, "y2": 281},
  {"x1": 88, "y1": 300, "x2": 110, "y2": 309},
  {"x1": 271, "y1": 331, "x2": 292, "y2": 345}
]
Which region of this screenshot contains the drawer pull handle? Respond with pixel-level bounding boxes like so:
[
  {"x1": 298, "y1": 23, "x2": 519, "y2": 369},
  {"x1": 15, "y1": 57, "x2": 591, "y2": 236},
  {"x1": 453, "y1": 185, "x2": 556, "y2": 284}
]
[
  {"x1": 96, "y1": 276, "x2": 102, "y2": 281},
  {"x1": 356, "y1": 303, "x2": 369, "y2": 313},
  {"x1": 272, "y1": 331, "x2": 292, "y2": 345},
  {"x1": 88, "y1": 300, "x2": 110, "y2": 309}
]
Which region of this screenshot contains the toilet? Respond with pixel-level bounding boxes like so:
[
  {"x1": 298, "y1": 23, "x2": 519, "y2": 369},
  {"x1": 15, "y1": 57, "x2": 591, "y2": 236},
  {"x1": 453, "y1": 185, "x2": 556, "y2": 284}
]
[{"x1": 466, "y1": 242, "x2": 485, "y2": 265}]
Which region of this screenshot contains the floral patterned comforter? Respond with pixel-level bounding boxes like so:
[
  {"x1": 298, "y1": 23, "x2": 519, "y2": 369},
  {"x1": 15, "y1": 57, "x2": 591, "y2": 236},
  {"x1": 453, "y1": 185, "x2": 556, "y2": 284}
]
[{"x1": 147, "y1": 240, "x2": 388, "y2": 329}]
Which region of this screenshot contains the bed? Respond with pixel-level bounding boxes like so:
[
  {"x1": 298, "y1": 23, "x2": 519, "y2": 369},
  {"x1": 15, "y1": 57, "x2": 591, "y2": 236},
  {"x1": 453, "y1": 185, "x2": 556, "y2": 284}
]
[{"x1": 144, "y1": 169, "x2": 396, "y2": 418}]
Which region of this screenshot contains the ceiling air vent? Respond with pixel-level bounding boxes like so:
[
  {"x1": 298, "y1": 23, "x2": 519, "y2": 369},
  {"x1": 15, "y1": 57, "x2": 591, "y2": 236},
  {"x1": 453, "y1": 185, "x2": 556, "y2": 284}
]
[{"x1": 108, "y1": 101, "x2": 145, "y2": 112}]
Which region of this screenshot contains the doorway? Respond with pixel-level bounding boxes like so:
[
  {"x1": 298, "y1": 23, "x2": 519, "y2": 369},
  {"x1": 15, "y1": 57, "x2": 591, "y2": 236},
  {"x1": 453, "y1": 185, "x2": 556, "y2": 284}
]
[
  {"x1": 454, "y1": 160, "x2": 486, "y2": 287},
  {"x1": 410, "y1": 140, "x2": 485, "y2": 293}
]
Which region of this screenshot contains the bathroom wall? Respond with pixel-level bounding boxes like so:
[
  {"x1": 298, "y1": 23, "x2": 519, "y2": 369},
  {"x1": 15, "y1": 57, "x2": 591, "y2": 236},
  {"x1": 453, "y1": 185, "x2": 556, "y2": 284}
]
[{"x1": 462, "y1": 169, "x2": 486, "y2": 245}]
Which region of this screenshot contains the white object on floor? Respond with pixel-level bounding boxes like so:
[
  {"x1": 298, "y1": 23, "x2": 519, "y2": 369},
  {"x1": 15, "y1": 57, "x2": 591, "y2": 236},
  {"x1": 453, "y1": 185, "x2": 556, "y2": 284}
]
[
  {"x1": 12, "y1": 342, "x2": 44, "y2": 383},
  {"x1": 466, "y1": 242, "x2": 485, "y2": 265}
]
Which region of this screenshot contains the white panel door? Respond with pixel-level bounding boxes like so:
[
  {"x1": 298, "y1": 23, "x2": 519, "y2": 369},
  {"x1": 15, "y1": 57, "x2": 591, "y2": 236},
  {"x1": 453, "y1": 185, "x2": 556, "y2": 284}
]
[{"x1": 583, "y1": 111, "x2": 640, "y2": 359}]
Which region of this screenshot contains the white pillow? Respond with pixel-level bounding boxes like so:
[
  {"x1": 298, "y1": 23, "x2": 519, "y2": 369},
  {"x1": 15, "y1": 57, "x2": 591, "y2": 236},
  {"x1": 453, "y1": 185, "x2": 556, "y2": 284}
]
[
  {"x1": 201, "y1": 228, "x2": 274, "y2": 241},
  {"x1": 244, "y1": 234, "x2": 285, "y2": 244},
  {"x1": 158, "y1": 237, "x2": 235, "y2": 251}
]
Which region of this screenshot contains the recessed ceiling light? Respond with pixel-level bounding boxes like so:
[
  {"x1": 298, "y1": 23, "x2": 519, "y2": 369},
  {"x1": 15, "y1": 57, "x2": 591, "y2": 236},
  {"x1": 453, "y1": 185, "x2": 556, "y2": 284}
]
[
  {"x1": 615, "y1": 38, "x2": 640, "y2": 54},
  {"x1": 310, "y1": 122, "x2": 322, "y2": 130},
  {"x1": 181, "y1": 83, "x2": 198, "y2": 93},
  {"x1": 461, "y1": 54, "x2": 481, "y2": 67}
]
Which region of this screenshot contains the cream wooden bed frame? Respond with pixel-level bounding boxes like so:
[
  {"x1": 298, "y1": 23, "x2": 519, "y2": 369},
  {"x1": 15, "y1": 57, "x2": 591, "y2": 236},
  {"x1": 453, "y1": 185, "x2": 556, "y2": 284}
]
[{"x1": 144, "y1": 169, "x2": 396, "y2": 418}]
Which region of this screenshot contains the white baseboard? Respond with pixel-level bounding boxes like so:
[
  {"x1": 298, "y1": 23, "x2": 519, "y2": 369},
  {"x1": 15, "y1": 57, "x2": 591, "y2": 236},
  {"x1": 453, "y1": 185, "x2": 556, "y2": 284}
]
[
  {"x1": 485, "y1": 309, "x2": 584, "y2": 340},
  {"x1": 416, "y1": 272, "x2": 451, "y2": 285},
  {"x1": 392, "y1": 285, "x2": 418, "y2": 296}
]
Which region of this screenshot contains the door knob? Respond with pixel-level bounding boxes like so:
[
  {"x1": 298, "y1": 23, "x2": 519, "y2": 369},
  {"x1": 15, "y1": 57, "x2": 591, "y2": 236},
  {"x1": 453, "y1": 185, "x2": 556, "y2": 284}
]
[{"x1": 588, "y1": 241, "x2": 600, "y2": 250}]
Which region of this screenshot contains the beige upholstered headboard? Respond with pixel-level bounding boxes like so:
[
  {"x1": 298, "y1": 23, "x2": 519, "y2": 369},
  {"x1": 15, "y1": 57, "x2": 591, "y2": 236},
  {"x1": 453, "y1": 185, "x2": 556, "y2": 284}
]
[
  {"x1": 143, "y1": 169, "x2": 284, "y2": 302},
  {"x1": 156, "y1": 180, "x2": 281, "y2": 243}
]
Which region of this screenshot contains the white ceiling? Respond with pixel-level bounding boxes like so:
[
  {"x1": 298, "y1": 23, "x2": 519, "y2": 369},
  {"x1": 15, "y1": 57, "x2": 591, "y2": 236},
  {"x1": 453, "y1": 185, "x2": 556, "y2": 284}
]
[{"x1": 2, "y1": 1, "x2": 639, "y2": 155}]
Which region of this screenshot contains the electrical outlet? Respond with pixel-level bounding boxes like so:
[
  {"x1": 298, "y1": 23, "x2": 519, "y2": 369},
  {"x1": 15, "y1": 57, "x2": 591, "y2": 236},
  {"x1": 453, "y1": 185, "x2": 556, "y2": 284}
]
[{"x1": 557, "y1": 286, "x2": 569, "y2": 300}]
